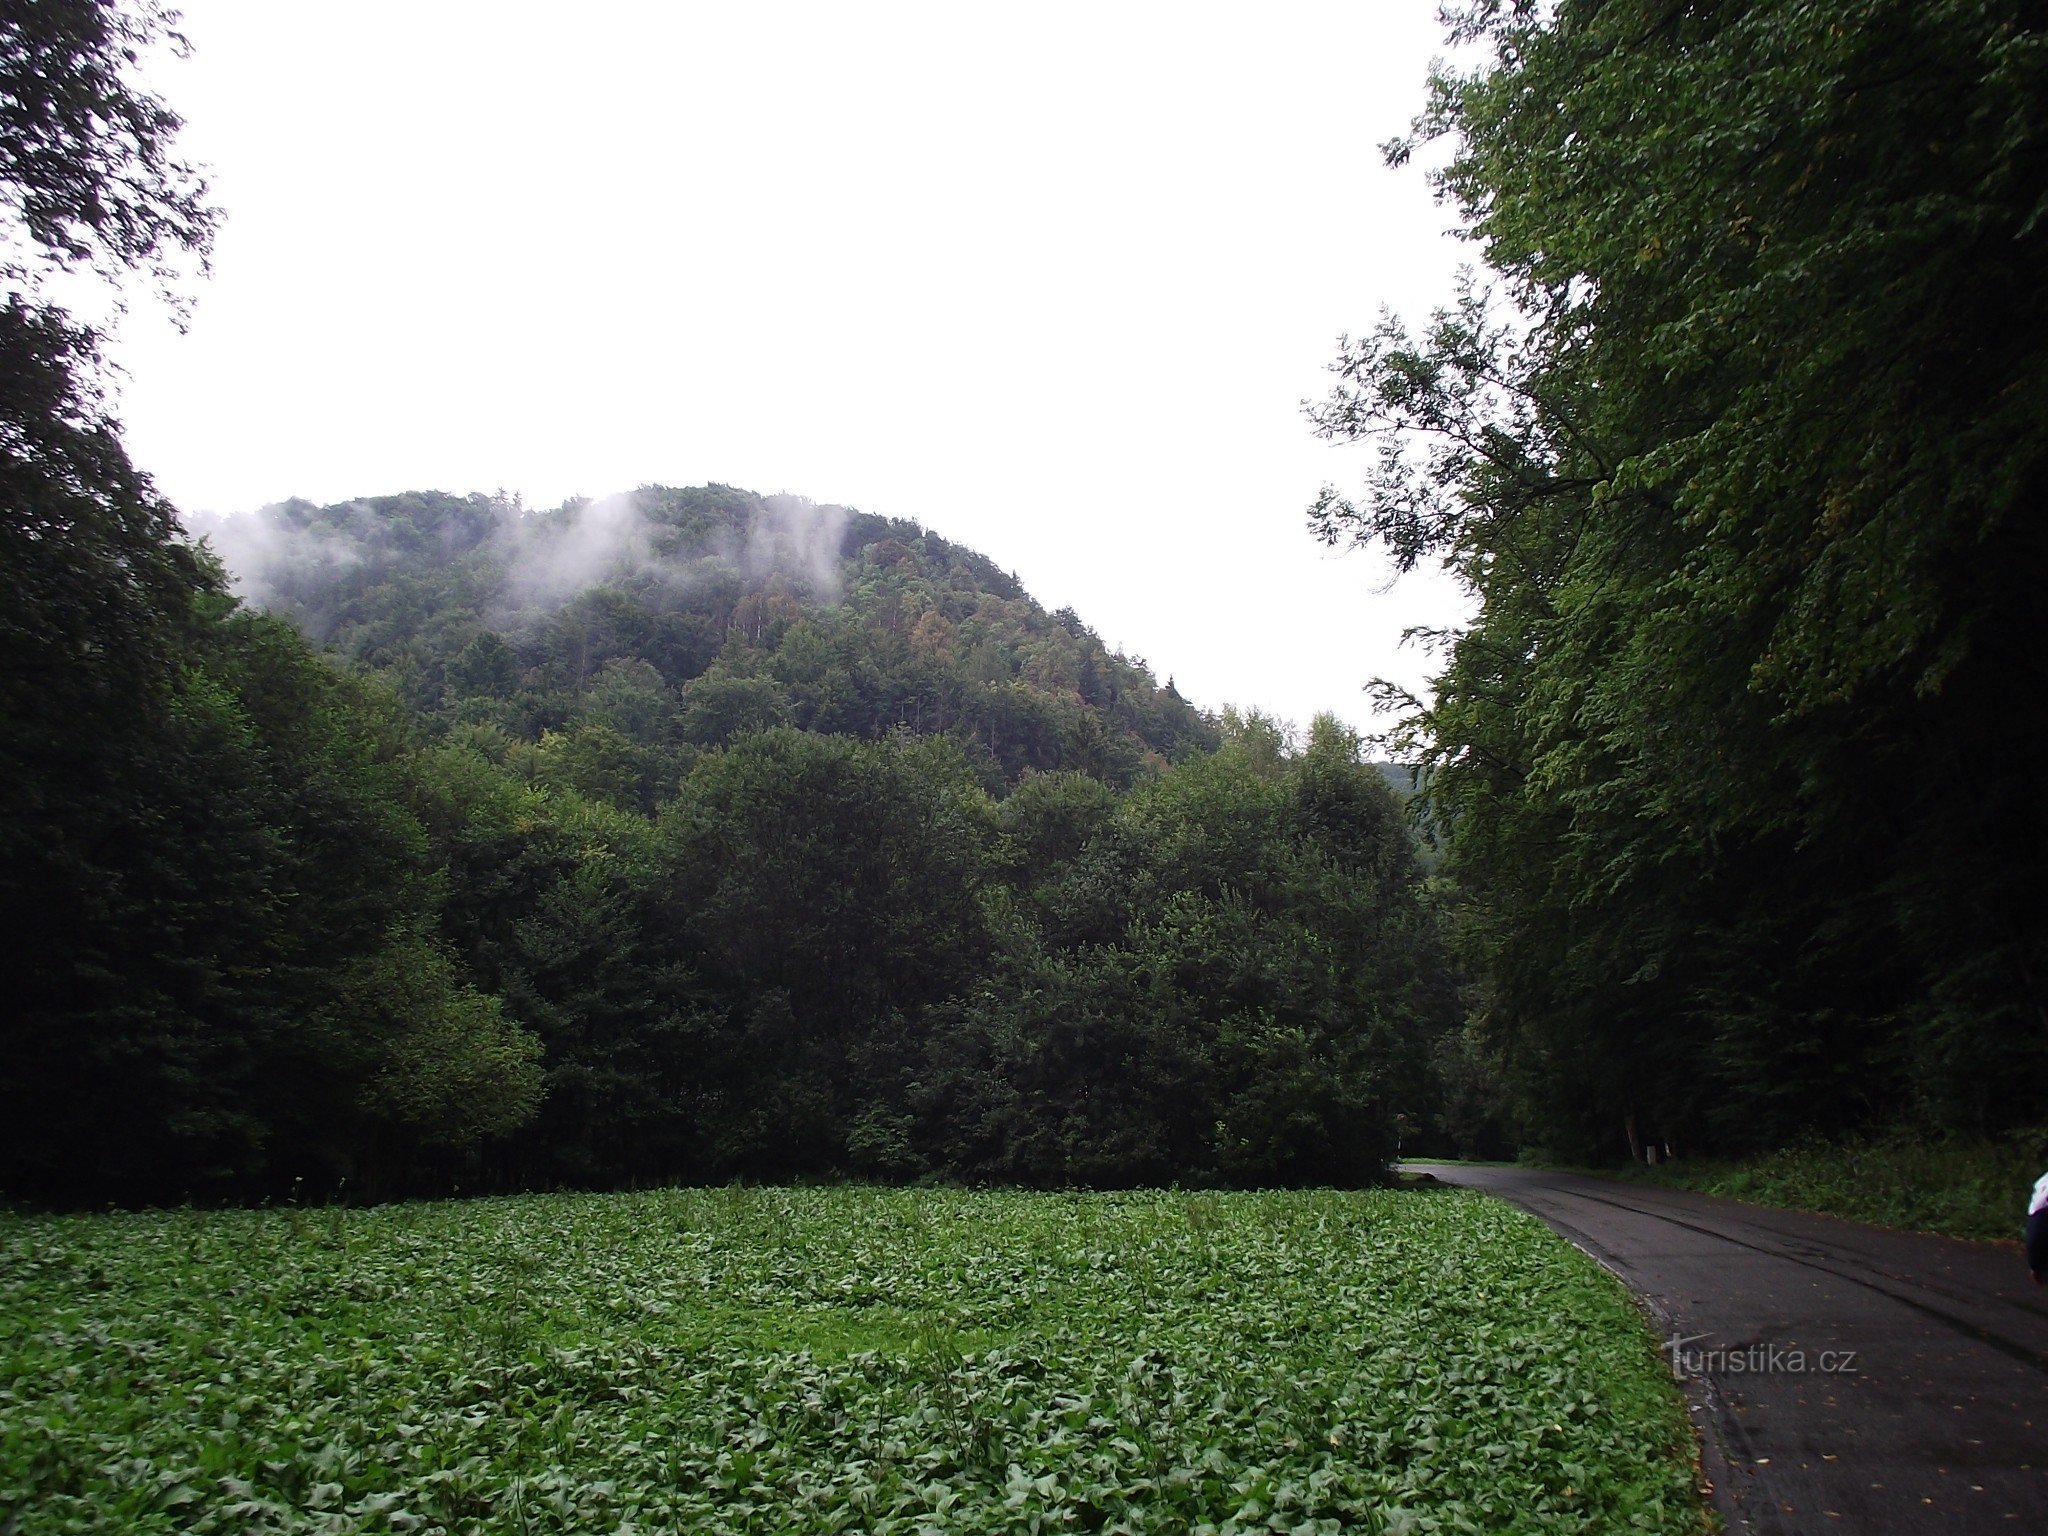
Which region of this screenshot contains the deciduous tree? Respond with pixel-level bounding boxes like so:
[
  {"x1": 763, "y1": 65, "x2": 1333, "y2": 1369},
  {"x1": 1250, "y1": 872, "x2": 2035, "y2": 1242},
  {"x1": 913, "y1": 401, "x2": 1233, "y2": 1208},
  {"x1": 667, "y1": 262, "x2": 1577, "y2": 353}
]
[{"x1": 1314, "y1": 0, "x2": 2048, "y2": 1155}]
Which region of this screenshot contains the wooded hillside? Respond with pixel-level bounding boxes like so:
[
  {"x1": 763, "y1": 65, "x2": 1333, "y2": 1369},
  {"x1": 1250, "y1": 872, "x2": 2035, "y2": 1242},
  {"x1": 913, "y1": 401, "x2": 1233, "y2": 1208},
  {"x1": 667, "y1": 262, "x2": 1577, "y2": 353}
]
[{"x1": 202, "y1": 484, "x2": 1217, "y2": 797}]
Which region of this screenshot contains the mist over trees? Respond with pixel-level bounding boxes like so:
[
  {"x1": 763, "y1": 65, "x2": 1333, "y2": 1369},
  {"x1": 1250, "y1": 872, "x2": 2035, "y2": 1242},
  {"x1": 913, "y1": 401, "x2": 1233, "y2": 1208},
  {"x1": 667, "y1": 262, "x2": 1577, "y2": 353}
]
[
  {"x1": 3, "y1": 79, "x2": 1457, "y2": 1203},
  {"x1": 1, "y1": 5, "x2": 1454, "y2": 1205},
  {"x1": 194, "y1": 483, "x2": 1219, "y2": 793},
  {"x1": 1315, "y1": 0, "x2": 2048, "y2": 1160}
]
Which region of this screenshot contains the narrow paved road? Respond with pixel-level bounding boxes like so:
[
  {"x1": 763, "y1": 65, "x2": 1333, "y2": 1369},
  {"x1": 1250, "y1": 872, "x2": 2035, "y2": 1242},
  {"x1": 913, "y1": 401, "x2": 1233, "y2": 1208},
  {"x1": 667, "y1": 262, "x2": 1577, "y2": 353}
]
[{"x1": 1412, "y1": 1166, "x2": 2048, "y2": 1533}]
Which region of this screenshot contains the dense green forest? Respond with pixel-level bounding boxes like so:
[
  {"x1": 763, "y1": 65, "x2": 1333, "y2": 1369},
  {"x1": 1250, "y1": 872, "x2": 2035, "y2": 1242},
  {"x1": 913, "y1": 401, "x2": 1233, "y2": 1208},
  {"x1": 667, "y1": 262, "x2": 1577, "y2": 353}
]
[
  {"x1": 7, "y1": 471, "x2": 1456, "y2": 1202},
  {"x1": 1313, "y1": 0, "x2": 2048, "y2": 1161}
]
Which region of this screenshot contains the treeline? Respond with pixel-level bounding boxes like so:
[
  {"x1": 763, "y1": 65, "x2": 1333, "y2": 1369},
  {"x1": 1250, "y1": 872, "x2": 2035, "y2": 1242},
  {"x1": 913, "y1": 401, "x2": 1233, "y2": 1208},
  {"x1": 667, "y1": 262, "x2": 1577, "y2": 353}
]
[
  {"x1": 411, "y1": 714, "x2": 1450, "y2": 1194},
  {"x1": 4, "y1": 307, "x2": 536, "y2": 1201},
  {"x1": 3, "y1": 3, "x2": 1462, "y2": 1206},
  {"x1": 1315, "y1": 0, "x2": 2048, "y2": 1160},
  {"x1": 4, "y1": 298, "x2": 1460, "y2": 1204}
]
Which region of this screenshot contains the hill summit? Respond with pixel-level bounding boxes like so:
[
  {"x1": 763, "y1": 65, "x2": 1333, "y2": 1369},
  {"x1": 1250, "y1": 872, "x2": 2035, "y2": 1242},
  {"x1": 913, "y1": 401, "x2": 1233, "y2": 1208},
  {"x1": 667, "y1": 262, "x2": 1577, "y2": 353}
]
[{"x1": 200, "y1": 484, "x2": 1216, "y2": 801}]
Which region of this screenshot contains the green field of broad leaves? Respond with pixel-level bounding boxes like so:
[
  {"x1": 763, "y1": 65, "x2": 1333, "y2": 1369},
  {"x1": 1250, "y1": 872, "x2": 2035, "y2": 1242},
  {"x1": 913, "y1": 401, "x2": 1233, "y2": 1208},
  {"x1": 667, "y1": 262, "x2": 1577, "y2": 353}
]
[{"x1": 1, "y1": 1187, "x2": 1705, "y2": 1534}]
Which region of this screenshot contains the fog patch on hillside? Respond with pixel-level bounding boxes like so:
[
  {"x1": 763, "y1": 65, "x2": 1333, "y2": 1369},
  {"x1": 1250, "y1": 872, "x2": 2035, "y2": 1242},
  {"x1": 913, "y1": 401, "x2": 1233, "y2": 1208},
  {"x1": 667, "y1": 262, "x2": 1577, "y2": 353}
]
[
  {"x1": 743, "y1": 495, "x2": 851, "y2": 601},
  {"x1": 187, "y1": 486, "x2": 858, "y2": 625},
  {"x1": 186, "y1": 504, "x2": 365, "y2": 611},
  {"x1": 502, "y1": 491, "x2": 653, "y2": 611}
]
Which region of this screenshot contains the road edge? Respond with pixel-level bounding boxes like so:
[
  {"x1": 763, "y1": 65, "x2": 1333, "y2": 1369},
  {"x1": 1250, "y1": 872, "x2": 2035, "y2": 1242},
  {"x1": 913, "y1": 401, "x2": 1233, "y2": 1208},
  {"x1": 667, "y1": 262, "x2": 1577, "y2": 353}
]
[
  {"x1": 1539, "y1": 1208, "x2": 1751, "y2": 1534},
  {"x1": 1410, "y1": 1173, "x2": 1746, "y2": 1534}
]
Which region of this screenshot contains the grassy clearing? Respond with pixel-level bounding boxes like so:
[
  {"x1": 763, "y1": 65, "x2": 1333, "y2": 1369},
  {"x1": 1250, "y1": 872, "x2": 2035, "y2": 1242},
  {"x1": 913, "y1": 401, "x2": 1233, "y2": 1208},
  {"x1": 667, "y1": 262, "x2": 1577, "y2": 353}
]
[
  {"x1": 1620, "y1": 1132, "x2": 2048, "y2": 1242},
  {"x1": 2, "y1": 1187, "x2": 1705, "y2": 1535}
]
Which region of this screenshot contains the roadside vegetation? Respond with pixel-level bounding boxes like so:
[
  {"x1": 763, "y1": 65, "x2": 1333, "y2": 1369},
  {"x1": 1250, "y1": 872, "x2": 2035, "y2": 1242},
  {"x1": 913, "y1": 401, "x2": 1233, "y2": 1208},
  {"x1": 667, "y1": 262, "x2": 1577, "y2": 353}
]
[
  {"x1": 1618, "y1": 1134, "x2": 2048, "y2": 1244},
  {"x1": 0, "y1": 1186, "x2": 1708, "y2": 1536}
]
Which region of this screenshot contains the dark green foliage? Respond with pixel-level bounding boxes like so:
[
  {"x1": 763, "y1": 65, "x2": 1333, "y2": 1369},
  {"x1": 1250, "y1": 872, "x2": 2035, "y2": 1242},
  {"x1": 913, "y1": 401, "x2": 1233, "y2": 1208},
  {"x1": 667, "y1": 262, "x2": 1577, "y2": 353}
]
[
  {"x1": 650, "y1": 730, "x2": 997, "y2": 1177},
  {"x1": 0, "y1": 594, "x2": 548, "y2": 1204},
  {"x1": 1316, "y1": 0, "x2": 2048, "y2": 1159},
  {"x1": 446, "y1": 627, "x2": 515, "y2": 697},
  {"x1": 662, "y1": 730, "x2": 993, "y2": 1026},
  {"x1": 995, "y1": 769, "x2": 1120, "y2": 875},
  {"x1": 914, "y1": 716, "x2": 1456, "y2": 1186},
  {"x1": 1, "y1": 307, "x2": 209, "y2": 1075},
  {"x1": 0, "y1": 0, "x2": 213, "y2": 299},
  {"x1": 679, "y1": 670, "x2": 788, "y2": 746},
  {"x1": 446, "y1": 720, "x2": 1459, "y2": 1191},
  {"x1": 354, "y1": 713, "x2": 1454, "y2": 1194}
]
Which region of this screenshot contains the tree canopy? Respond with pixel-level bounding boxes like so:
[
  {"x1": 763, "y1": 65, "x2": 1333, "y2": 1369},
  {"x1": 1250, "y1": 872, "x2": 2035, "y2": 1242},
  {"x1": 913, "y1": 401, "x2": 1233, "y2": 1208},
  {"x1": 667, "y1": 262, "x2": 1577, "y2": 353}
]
[
  {"x1": 205, "y1": 484, "x2": 1220, "y2": 791},
  {"x1": 1314, "y1": 0, "x2": 2048, "y2": 1157},
  {"x1": 0, "y1": 0, "x2": 213, "y2": 303}
]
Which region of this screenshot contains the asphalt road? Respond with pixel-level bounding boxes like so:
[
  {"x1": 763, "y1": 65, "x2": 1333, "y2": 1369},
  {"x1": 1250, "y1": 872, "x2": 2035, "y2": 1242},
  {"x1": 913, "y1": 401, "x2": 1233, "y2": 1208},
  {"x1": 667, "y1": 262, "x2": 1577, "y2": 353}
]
[{"x1": 1409, "y1": 1165, "x2": 2048, "y2": 1534}]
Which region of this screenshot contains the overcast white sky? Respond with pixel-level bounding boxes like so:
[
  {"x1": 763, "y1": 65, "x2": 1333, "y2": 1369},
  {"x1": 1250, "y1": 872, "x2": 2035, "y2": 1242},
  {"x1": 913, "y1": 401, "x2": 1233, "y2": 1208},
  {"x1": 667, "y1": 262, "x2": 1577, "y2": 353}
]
[{"x1": 111, "y1": 0, "x2": 1473, "y2": 736}]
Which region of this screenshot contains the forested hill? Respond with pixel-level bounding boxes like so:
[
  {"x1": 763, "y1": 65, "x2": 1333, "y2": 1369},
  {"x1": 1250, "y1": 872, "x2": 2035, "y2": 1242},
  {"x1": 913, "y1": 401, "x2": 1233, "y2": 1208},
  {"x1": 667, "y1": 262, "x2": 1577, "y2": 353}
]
[
  {"x1": 13, "y1": 381, "x2": 1466, "y2": 1209},
  {"x1": 10, "y1": 447, "x2": 1455, "y2": 1208},
  {"x1": 202, "y1": 485, "x2": 1217, "y2": 800}
]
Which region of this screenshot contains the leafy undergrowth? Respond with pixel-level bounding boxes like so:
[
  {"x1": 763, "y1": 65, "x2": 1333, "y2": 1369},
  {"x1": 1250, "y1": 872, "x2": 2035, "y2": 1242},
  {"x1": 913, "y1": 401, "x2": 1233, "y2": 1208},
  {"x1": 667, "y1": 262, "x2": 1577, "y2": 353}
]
[
  {"x1": 1619, "y1": 1132, "x2": 2048, "y2": 1242},
  {"x1": 1, "y1": 1187, "x2": 1706, "y2": 1535}
]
